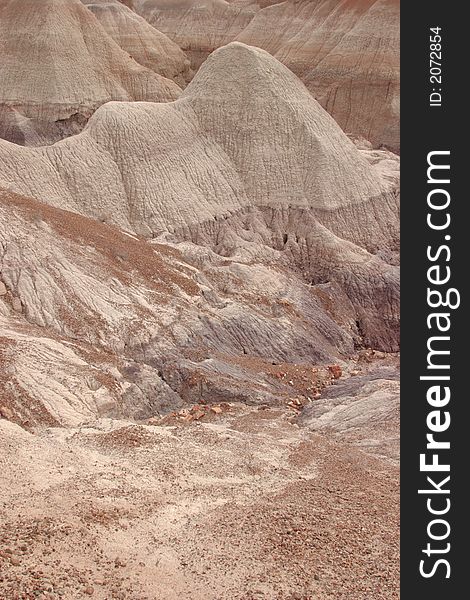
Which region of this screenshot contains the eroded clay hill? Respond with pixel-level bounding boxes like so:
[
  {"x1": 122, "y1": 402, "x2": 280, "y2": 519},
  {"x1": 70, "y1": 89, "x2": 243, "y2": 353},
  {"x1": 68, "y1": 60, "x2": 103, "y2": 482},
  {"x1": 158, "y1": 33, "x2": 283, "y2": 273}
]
[
  {"x1": 0, "y1": 0, "x2": 181, "y2": 145},
  {"x1": 132, "y1": 0, "x2": 256, "y2": 70},
  {"x1": 134, "y1": 0, "x2": 399, "y2": 150},
  {"x1": 81, "y1": 0, "x2": 192, "y2": 85},
  {"x1": 0, "y1": 43, "x2": 399, "y2": 361}
]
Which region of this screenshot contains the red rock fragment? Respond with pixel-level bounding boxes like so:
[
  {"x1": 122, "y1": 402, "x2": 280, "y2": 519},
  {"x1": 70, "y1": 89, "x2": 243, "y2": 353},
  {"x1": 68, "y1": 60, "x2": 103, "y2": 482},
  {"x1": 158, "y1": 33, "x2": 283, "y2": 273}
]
[{"x1": 328, "y1": 365, "x2": 342, "y2": 379}]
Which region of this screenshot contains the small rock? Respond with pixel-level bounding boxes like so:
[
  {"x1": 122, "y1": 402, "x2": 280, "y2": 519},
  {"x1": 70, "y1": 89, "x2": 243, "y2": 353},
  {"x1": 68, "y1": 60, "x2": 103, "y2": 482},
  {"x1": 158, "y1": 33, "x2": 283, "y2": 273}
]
[
  {"x1": 0, "y1": 406, "x2": 14, "y2": 420},
  {"x1": 0, "y1": 281, "x2": 7, "y2": 295},
  {"x1": 85, "y1": 376, "x2": 102, "y2": 392},
  {"x1": 84, "y1": 586, "x2": 95, "y2": 595},
  {"x1": 191, "y1": 410, "x2": 205, "y2": 420},
  {"x1": 328, "y1": 364, "x2": 342, "y2": 379},
  {"x1": 10, "y1": 556, "x2": 21, "y2": 566},
  {"x1": 12, "y1": 297, "x2": 22, "y2": 312},
  {"x1": 114, "y1": 557, "x2": 126, "y2": 567},
  {"x1": 210, "y1": 406, "x2": 223, "y2": 414}
]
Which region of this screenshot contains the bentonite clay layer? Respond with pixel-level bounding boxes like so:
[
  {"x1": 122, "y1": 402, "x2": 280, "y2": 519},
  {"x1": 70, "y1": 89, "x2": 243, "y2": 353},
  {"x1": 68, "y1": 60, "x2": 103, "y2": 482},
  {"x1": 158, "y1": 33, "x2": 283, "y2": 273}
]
[
  {"x1": 81, "y1": 0, "x2": 192, "y2": 85},
  {"x1": 0, "y1": 0, "x2": 399, "y2": 149}
]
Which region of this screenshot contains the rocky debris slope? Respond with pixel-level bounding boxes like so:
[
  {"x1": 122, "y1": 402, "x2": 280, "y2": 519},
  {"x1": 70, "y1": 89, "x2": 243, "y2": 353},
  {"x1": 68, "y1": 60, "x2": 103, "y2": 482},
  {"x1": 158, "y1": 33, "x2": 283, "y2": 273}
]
[
  {"x1": 0, "y1": 42, "x2": 399, "y2": 351},
  {"x1": 0, "y1": 0, "x2": 181, "y2": 146},
  {"x1": 1, "y1": 188, "x2": 358, "y2": 427},
  {"x1": 134, "y1": 0, "x2": 399, "y2": 150},
  {"x1": 81, "y1": 0, "x2": 192, "y2": 85},
  {"x1": 0, "y1": 400, "x2": 399, "y2": 599}
]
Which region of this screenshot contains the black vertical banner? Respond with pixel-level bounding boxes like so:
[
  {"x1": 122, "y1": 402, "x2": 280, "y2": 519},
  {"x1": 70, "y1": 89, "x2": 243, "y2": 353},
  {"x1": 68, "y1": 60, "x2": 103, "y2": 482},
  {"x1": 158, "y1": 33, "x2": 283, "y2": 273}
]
[{"x1": 401, "y1": 2, "x2": 467, "y2": 598}]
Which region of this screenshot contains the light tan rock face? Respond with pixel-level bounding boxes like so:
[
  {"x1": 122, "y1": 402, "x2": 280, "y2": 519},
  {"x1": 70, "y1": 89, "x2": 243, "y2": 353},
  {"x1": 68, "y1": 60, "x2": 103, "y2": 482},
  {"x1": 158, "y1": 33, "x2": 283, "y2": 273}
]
[
  {"x1": 0, "y1": 43, "x2": 399, "y2": 359},
  {"x1": 135, "y1": 0, "x2": 399, "y2": 149},
  {"x1": 81, "y1": 0, "x2": 192, "y2": 85},
  {"x1": 0, "y1": 0, "x2": 181, "y2": 145}
]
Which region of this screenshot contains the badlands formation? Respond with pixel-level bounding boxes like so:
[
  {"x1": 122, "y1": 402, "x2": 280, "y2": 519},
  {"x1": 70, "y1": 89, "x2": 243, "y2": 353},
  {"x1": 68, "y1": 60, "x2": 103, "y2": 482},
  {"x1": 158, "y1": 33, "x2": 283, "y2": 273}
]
[
  {"x1": 0, "y1": 4, "x2": 400, "y2": 600},
  {"x1": 81, "y1": 0, "x2": 192, "y2": 85},
  {"x1": 134, "y1": 0, "x2": 400, "y2": 150},
  {"x1": 0, "y1": 1, "x2": 399, "y2": 150},
  {"x1": 0, "y1": 0, "x2": 181, "y2": 145}
]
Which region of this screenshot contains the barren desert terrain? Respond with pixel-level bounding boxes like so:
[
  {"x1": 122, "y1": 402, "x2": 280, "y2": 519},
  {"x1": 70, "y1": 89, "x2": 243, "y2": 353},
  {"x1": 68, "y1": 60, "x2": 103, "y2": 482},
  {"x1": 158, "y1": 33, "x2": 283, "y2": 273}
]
[{"x1": 0, "y1": 1, "x2": 400, "y2": 598}]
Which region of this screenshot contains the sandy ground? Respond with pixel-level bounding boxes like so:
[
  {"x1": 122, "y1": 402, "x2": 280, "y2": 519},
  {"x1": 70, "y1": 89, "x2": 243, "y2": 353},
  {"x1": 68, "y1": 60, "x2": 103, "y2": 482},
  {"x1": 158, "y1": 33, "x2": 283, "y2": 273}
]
[{"x1": 0, "y1": 365, "x2": 399, "y2": 600}]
